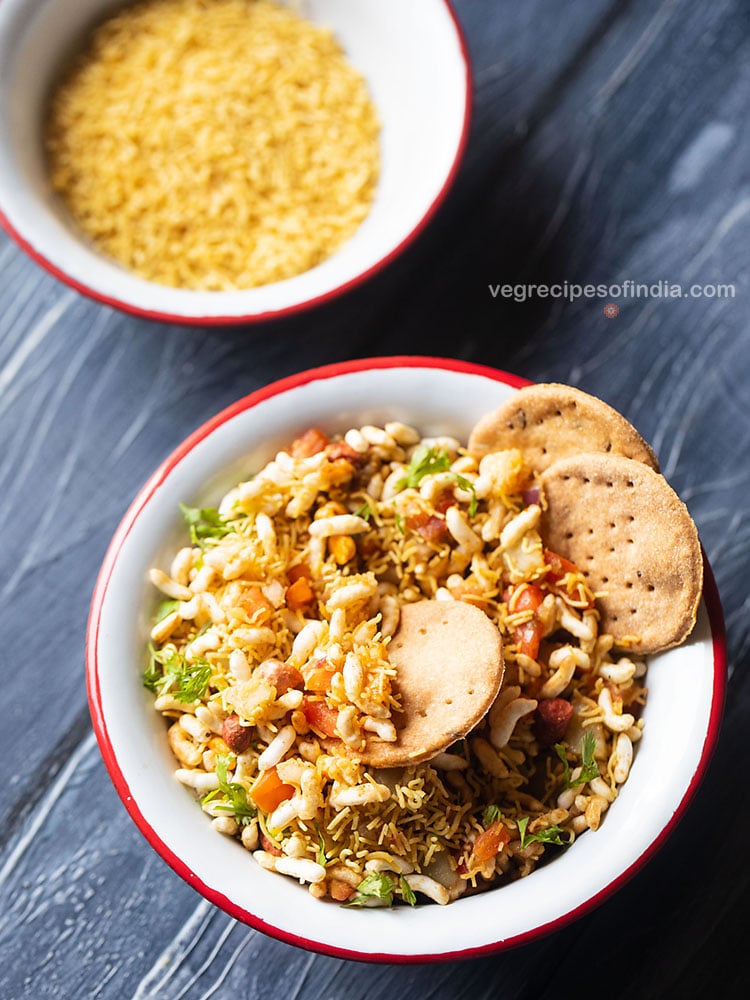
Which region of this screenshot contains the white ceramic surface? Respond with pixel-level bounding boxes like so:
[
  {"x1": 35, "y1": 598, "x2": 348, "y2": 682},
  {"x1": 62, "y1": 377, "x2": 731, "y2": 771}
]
[
  {"x1": 87, "y1": 358, "x2": 726, "y2": 961},
  {"x1": 0, "y1": 0, "x2": 470, "y2": 323}
]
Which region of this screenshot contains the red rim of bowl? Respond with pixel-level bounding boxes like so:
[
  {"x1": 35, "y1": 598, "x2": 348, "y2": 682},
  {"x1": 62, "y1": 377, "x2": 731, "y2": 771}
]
[
  {"x1": 86, "y1": 356, "x2": 727, "y2": 962},
  {"x1": 0, "y1": 2, "x2": 472, "y2": 327}
]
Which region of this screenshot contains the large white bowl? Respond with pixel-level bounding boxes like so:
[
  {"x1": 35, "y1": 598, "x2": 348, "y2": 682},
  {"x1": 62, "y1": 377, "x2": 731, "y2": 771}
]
[
  {"x1": 86, "y1": 357, "x2": 726, "y2": 961},
  {"x1": 0, "y1": 1, "x2": 470, "y2": 325}
]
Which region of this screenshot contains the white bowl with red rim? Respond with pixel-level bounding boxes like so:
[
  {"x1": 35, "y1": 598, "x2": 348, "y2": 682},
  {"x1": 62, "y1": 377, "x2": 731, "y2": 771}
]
[
  {"x1": 0, "y1": 0, "x2": 470, "y2": 325},
  {"x1": 86, "y1": 356, "x2": 726, "y2": 961}
]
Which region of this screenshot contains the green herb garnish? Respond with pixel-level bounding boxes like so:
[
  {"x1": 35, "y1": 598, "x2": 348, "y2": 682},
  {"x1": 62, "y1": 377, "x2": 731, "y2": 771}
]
[
  {"x1": 577, "y1": 729, "x2": 600, "y2": 784},
  {"x1": 483, "y1": 804, "x2": 503, "y2": 826},
  {"x1": 399, "y1": 876, "x2": 417, "y2": 906},
  {"x1": 179, "y1": 503, "x2": 233, "y2": 545},
  {"x1": 201, "y1": 755, "x2": 256, "y2": 825},
  {"x1": 144, "y1": 643, "x2": 212, "y2": 702},
  {"x1": 555, "y1": 730, "x2": 600, "y2": 789},
  {"x1": 315, "y1": 823, "x2": 328, "y2": 867},
  {"x1": 153, "y1": 598, "x2": 179, "y2": 624},
  {"x1": 517, "y1": 816, "x2": 568, "y2": 850},
  {"x1": 142, "y1": 653, "x2": 164, "y2": 692},
  {"x1": 394, "y1": 446, "x2": 479, "y2": 519},
  {"x1": 396, "y1": 445, "x2": 452, "y2": 490},
  {"x1": 394, "y1": 512, "x2": 405, "y2": 535},
  {"x1": 354, "y1": 500, "x2": 373, "y2": 521},
  {"x1": 454, "y1": 474, "x2": 478, "y2": 517},
  {"x1": 344, "y1": 871, "x2": 395, "y2": 907},
  {"x1": 170, "y1": 659, "x2": 212, "y2": 703}
]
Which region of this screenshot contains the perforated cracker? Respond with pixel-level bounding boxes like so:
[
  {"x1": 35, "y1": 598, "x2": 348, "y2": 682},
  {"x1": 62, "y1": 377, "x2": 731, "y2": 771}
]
[
  {"x1": 540, "y1": 453, "x2": 702, "y2": 654},
  {"x1": 357, "y1": 600, "x2": 504, "y2": 767},
  {"x1": 468, "y1": 383, "x2": 659, "y2": 474}
]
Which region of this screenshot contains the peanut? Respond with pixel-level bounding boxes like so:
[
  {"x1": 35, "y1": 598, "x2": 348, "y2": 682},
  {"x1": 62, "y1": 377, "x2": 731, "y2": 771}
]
[
  {"x1": 221, "y1": 713, "x2": 253, "y2": 753},
  {"x1": 329, "y1": 535, "x2": 357, "y2": 564}
]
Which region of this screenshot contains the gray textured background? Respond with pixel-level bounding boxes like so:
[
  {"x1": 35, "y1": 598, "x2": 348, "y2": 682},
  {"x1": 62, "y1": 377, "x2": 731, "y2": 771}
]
[{"x1": 1, "y1": 0, "x2": 748, "y2": 997}]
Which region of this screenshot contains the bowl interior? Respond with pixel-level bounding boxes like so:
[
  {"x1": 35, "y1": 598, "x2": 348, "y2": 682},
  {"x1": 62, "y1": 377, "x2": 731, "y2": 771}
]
[
  {"x1": 0, "y1": 0, "x2": 469, "y2": 320},
  {"x1": 88, "y1": 360, "x2": 724, "y2": 960}
]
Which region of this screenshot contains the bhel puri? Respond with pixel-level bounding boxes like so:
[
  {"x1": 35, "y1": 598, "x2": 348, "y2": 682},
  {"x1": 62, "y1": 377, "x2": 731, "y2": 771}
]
[{"x1": 143, "y1": 385, "x2": 703, "y2": 908}]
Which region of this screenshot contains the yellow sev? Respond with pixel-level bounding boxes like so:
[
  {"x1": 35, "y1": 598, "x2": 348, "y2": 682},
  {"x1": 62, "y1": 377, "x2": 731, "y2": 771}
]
[{"x1": 45, "y1": 0, "x2": 379, "y2": 290}]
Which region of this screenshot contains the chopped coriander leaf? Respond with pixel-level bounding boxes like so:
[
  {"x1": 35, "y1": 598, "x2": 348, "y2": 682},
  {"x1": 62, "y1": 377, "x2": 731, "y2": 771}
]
[
  {"x1": 179, "y1": 503, "x2": 233, "y2": 545},
  {"x1": 170, "y1": 659, "x2": 213, "y2": 703},
  {"x1": 201, "y1": 755, "x2": 256, "y2": 824},
  {"x1": 531, "y1": 825, "x2": 568, "y2": 847},
  {"x1": 454, "y1": 474, "x2": 478, "y2": 517},
  {"x1": 146, "y1": 643, "x2": 212, "y2": 701},
  {"x1": 394, "y1": 512, "x2": 405, "y2": 535},
  {"x1": 578, "y1": 729, "x2": 601, "y2": 784},
  {"x1": 554, "y1": 743, "x2": 571, "y2": 786},
  {"x1": 344, "y1": 871, "x2": 395, "y2": 907},
  {"x1": 315, "y1": 824, "x2": 328, "y2": 866},
  {"x1": 483, "y1": 804, "x2": 503, "y2": 826},
  {"x1": 399, "y1": 876, "x2": 417, "y2": 906},
  {"x1": 396, "y1": 445, "x2": 452, "y2": 490},
  {"x1": 517, "y1": 816, "x2": 568, "y2": 850},
  {"x1": 142, "y1": 654, "x2": 163, "y2": 692},
  {"x1": 354, "y1": 500, "x2": 373, "y2": 521},
  {"x1": 555, "y1": 730, "x2": 600, "y2": 789},
  {"x1": 153, "y1": 598, "x2": 179, "y2": 624}
]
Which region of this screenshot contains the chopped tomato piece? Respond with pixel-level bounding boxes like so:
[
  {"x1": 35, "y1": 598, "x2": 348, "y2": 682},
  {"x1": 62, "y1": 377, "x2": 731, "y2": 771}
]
[
  {"x1": 238, "y1": 586, "x2": 273, "y2": 624},
  {"x1": 249, "y1": 766, "x2": 295, "y2": 813},
  {"x1": 512, "y1": 583, "x2": 545, "y2": 613},
  {"x1": 506, "y1": 584, "x2": 545, "y2": 659},
  {"x1": 286, "y1": 576, "x2": 316, "y2": 611},
  {"x1": 305, "y1": 660, "x2": 337, "y2": 693},
  {"x1": 290, "y1": 427, "x2": 329, "y2": 459},
  {"x1": 543, "y1": 549, "x2": 595, "y2": 607},
  {"x1": 406, "y1": 510, "x2": 449, "y2": 543},
  {"x1": 514, "y1": 619, "x2": 545, "y2": 659},
  {"x1": 433, "y1": 489, "x2": 456, "y2": 514},
  {"x1": 471, "y1": 822, "x2": 511, "y2": 864},
  {"x1": 287, "y1": 562, "x2": 312, "y2": 584},
  {"x1": 325, "y1": 441, "x2": 365, "y2": 465},
  {"x1": 543, "y1": 549, "x2": 580, "y2": 584},
  {"x1": 303, "y1": 697, "x2": 339, "y2": 738}
]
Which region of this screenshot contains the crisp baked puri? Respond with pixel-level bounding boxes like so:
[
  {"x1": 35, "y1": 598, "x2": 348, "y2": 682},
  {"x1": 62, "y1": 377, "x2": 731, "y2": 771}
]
[
  {"x1": 540, "y1": 453, "x2": 703, "y2": 654},
  {"x1": 356, "y1": 601, "x2": 505, "y2": 767},
  {"x1": 468, "y1": 383, "x2": 659, "y2": 474}
]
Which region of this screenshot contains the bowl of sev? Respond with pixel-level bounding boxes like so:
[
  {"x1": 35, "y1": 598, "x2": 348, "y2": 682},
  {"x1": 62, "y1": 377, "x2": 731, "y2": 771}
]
[
  {"x1": 87, "y1": 357, "x2": 726, "y2": 961},
  {"x1": 0, "y1": 1, "x2": 470, "y2": 324}
]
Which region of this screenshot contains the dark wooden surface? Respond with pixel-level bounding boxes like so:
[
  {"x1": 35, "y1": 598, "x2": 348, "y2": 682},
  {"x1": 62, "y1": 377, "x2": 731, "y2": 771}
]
[{"x1": 1, "y1": 1, "x2": 748, "y2": 996}]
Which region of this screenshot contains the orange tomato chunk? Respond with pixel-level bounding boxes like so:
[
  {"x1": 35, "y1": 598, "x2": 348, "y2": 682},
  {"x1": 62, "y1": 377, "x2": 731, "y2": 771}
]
[
  {"x1": 287, "y1": 562, "x2": 312, "y2": 583},
  {"x1": 238, "y1": 586, "x2": 273, "y2": 624},
  {"x1": 249, "y1": 766, "x2": 295, "y2": 813},
  {"x1": 471, "y1": 822, "x2": 511, "y2": 864},
  {"x1": 305, "y1": 661, "x2": 337, "y2": 693},
  {"x1": 514, "y1": 619, "x2": 545, "y2": 659},
  {"x1": 290, "y1": 428, "x2": 329, "y2": 458},
  {"x1": 303, "y1": 697, "x2": 339, "y2": 738},
  {"x1": 543, "y1": 549, "x2": 580, "y2": 584},
  {"x1": 286, "y1": 576, "x2": 316, "y2": 611}
]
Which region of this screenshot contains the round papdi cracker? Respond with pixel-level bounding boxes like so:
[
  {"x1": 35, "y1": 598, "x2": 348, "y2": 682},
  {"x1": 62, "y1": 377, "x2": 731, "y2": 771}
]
[
  {"x1": 357, "y1": 600, "x2": 504, "y2": 767},
  {"x1": 540, "y1": 453, "x2": 702, "y2": 654},
  {"x1": 468, "y1": 383, "x2": 659, "y2": 474}
]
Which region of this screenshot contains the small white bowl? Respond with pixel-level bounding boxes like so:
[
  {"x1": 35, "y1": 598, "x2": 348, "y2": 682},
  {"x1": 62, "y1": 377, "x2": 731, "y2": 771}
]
[
  {"x1": 87, "y1": 357, "x2": 726, "y2": 961},
  {"x1": 0, "y1": 1, "x2": 470, "y2": 325}
]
